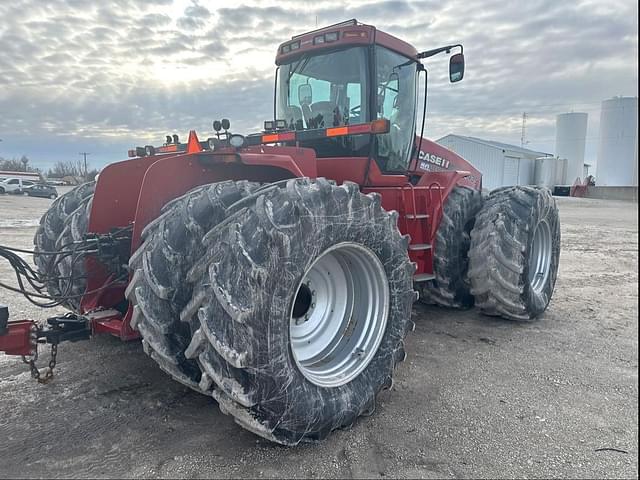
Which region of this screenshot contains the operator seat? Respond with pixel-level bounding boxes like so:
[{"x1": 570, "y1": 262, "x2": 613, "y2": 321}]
[
  {"x1": 281, "y1": 105, "x2": 303, "y2": 129},
  {"x1": 311, "y1": 101, "x2": 336, "y2": 127}
]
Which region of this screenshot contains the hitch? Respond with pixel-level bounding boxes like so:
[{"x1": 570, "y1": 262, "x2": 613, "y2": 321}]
[
  {"x1": 41, "y1": 313, "x2": 92, "y2": 344},
  {"x1": 0, "y1": 305, "x2": 91, "y2": 383}
]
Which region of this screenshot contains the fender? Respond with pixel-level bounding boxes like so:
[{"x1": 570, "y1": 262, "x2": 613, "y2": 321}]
[{"x1": 81, "y1": 147, "x2": 316, "y2": 336}]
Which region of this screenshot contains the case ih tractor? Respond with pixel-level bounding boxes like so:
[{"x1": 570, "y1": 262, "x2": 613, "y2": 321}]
[{"x1": 0, "y1": 20, "x2": 560, "y2": 445}]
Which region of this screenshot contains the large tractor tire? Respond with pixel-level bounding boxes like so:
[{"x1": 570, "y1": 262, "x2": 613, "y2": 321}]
[
  {"x1": 417, "y1": 186, "x2": 483, "y2": 308},
  {"x1": 182, "y1": 178, "x2": 416, "y2": 444},
  {"x1": 468, "y1": 186, "x2": 560, "y2": 320},
  {"x1": 34, "y1": 182, "x2": 96, "y2": 311},
  {"x1": 125, "y1": 180, "x2": 261, "y2": 391}
]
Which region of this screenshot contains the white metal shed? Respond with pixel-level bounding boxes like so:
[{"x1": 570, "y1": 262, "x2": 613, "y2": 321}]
[{"x1": 436, "y1": 134, "x2": 552, "y2": 190}]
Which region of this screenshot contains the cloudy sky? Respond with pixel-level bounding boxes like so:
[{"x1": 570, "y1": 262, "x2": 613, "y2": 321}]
[{"x1": 0, "y1": 0, "x2": 637, "y2": 172}]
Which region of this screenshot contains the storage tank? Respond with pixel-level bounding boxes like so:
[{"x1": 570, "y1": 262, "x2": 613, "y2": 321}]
[
  {"x1": 555, "y1": 112, "x2": 588, "y2": 185},
  {"x1": 596, "y1": 96, "x2": 638, "y2": 186},
  {"x1": 534, "y1": 156, "x2": 557, "y2": 189},
  {"x1": 555, "y1": 157, "x2": 568, "y2": 186},
  {"x1": 632, "y1": 118, "x2": 638, "y2": 186}
]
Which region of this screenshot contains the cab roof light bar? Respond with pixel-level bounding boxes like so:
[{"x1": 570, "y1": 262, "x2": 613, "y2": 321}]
[
  {"x1": 127, "y1": 142, "x2": 205, "y2": 158},
  {"x1": 128, "y1": 119, "x2": 390, "y2": 157},
  {"x1": 291, "y1": 19, "x2": 359, "y2": 39},
  {"x1": 245, "y1": 119, "x2": 390, "y2": 146}
]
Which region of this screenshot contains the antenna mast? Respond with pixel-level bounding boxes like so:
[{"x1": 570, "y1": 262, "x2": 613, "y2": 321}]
[{"x1": 520, "y1": 112, "x2": 528, "y2": 148}]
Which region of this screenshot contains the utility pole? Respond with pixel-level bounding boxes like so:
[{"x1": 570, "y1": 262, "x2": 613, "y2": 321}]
[
  {"x1": 78, "y1": 152, "x2": 90, "y2": 178},
  {"x1": 520, "y1": 112, "x2": 528, "y2": 148}
]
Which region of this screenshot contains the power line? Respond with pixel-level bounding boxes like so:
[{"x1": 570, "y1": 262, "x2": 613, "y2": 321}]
[{"x1": 78, "y1": 152, "x2": 90, "y2": 177}]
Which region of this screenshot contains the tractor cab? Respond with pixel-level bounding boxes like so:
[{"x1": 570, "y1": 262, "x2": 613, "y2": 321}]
[{"x1": 274, "y1": 19, "x2": 463, "y2": 177}]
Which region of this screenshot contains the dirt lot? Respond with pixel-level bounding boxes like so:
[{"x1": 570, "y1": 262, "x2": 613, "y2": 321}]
[{"x1": 0, "y1": 191, "x2": 637, "y2": 479}]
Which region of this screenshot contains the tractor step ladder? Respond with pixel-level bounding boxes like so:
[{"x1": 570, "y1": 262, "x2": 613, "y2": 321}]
[{"x1": 402, "y1": 183, "x2": 439, "y2": 283}]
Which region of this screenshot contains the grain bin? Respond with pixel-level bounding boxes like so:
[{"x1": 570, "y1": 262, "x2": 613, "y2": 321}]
[
  {"x1": 534, "y1": 156, "x2": 557, "y2": 189},
  {"x1": 596, "y1": 96, "x2": 638, "y2": 186}
]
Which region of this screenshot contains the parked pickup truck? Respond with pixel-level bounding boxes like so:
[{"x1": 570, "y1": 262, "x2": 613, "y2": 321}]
[{"x1": 0, "y1": 177, "x2": 36, "y2": 194}]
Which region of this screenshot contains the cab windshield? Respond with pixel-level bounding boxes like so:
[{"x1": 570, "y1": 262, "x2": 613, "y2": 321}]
[
  {"x1": 276, "y1": 46, "x2": 369, "y2": 130},
  {"x1": 276, "y1": 45, "x2": 417, "y2": 170}
]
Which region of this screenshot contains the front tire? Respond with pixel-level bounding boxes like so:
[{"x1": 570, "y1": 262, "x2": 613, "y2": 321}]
[
  {"x1": 183, "y1": 178, "x2": 416, "y2": 444},
  {"x1": 468, "y1": 186, "x2": 560, "y2": 320}
]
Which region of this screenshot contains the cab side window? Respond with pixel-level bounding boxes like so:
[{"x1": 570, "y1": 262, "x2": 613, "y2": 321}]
[{"x1": 375, "y1": 47, "x2": 417, "y2": 173}]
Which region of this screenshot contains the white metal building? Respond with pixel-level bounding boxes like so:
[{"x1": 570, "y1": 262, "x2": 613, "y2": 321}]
[{"x1": 436, "y1": 134, "x2": 552, "y2": 190}]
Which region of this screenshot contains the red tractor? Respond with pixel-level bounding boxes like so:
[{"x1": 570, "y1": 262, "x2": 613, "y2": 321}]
[{"x1": 0, "y1": 20, "x2": 560, "y2": 445}]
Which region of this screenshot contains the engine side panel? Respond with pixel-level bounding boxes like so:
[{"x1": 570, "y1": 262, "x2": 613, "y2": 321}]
[{"x1": 413, "y1": 137, "x2": 482, "y2": 190}]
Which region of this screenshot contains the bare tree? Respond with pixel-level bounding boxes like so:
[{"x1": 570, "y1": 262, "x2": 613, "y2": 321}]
[
  {"x1": 47, "y1": 159, "x2": 96, "y2": 181},
  {"x1": 47, "y1": 159, "x2": 83, "y2": 178},
  {"x1": 0, "y1": 156, "x2": 37, "y2": 172}
]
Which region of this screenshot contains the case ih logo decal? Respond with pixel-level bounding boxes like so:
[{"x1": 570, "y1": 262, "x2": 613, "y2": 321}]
[{"x1": 419, "y1": 151, "x2": 451, "y2": 170}]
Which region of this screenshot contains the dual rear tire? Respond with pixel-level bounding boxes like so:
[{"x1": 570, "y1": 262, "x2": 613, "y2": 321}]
[
  {"x1": 468, "y1": 186, "x2": 560, "y2": 320},
  {"x1": 127, "y1": 178, "x2": 416, "y2": 444},
  {"x1": 33, "y1": 182, "x2": 95, "y2": 311},
  {"x1": 419, "y1": 185, "x2": 560, "y2": 321}
]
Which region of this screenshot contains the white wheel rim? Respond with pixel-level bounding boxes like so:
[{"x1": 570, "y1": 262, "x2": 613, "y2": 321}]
[
  {"x1": 528, "y1": 219, "x2": 552, "y2": 293},
  {"x1": 289, "y1": 242, "x2": 390, "y2": 388}
]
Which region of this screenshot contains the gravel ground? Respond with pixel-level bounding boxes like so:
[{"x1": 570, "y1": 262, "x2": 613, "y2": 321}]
[{"x1": 0, "y1": 191, "x2": 637, "y2": 479}]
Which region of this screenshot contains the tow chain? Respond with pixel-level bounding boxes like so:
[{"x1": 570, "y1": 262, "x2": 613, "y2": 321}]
[
  {"x1": 22, "y1": 342, "x2": 58, "y2": 384},
  {"x1": 14, "y1": 313, "x2": 90, "y2": 384}
]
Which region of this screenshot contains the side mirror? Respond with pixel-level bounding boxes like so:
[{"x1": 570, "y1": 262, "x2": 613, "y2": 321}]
[
  {"x1": 449, "y1": 53, "x2": 464, "y2": 83},
  {"x1": 298, "y1": 84, "x2": 312, "y2": 105}
]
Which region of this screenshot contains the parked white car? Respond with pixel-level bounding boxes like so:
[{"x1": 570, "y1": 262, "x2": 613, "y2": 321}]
[{"x1": 0, "y1": 177, "x2": 36, "y2": 194}]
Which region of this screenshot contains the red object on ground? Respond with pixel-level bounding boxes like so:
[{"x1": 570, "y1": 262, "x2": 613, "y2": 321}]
[
  {"x1": 0, "y1": 320, "x2": 35, "y2": 356},
  {"x1": 571, "y1": 177, "x2": 588, "y2": 197}
]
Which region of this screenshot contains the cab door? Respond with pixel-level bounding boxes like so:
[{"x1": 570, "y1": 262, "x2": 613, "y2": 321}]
[{"x1": 371, "y1": 46, "x2": 418, "y2": 177}]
